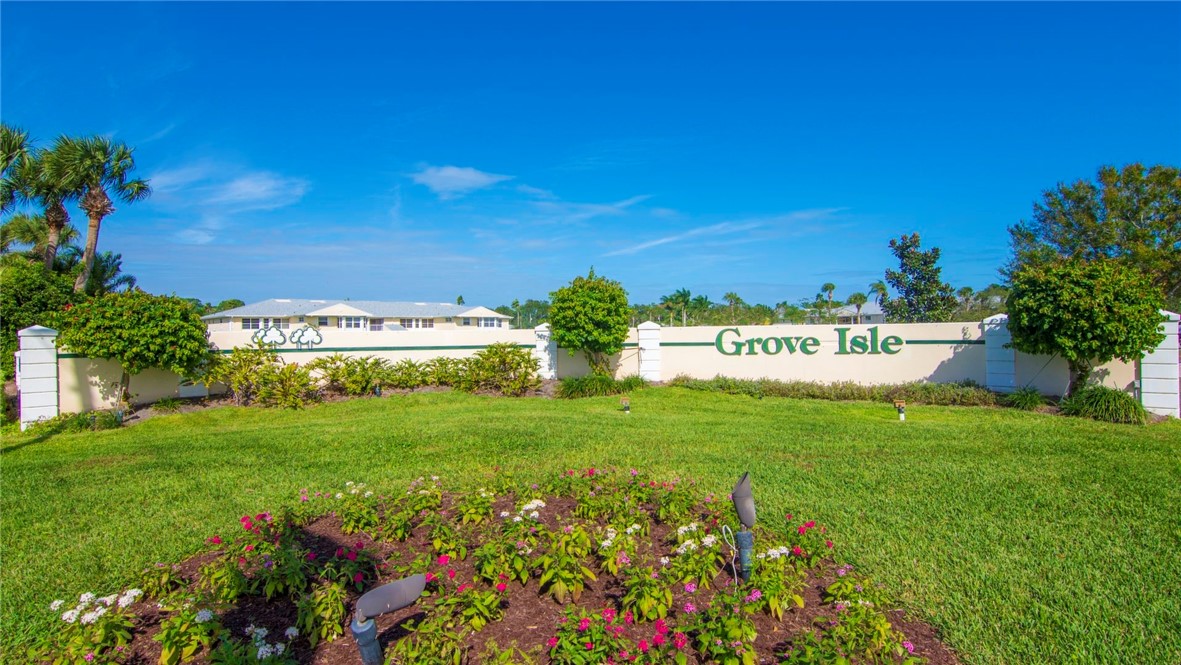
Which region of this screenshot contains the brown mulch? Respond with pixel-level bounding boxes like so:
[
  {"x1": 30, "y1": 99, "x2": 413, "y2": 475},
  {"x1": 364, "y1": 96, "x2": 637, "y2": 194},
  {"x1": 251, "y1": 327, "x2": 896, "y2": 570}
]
[{"x1": 110, "y1": 493, "x2": 960, "y2": 665}]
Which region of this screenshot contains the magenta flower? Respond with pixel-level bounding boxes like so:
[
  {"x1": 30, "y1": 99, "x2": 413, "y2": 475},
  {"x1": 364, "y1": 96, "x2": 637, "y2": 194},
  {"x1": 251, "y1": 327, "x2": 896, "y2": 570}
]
[
  {"x1": 637, "y1": 639, "x2": 649, "y2": 653},
  {"x1": 496, "y1": 582, "x2": 507, "y2": 593},
  {"x1": 207, "y1": 535, "x2": 222, "y2": 545},
  {"x1": 547, "y1": 636, "x2": 558, "y2": 648},
  {"x1": 578, "y1": 617, "x2": 591, "y2": 632},
  {"x1": 683, "y1": 602, "x2": 697, "y2": 614},
  {"x1": 903, "y1": 641, "x2": 915, "y2": 654},
  {"x1": 745, "y1": 589, "x2": 762, "y2": 603},
  {"x1": 437, "y1": 554, "x2": 450, "y2": 566},
  {"x1": 584, "y1": 642, "x2": 593, "y2": 650},
  {"x1": 601, "y1": 608, "x2": 616, "y2": 623},
  {"x1": 673, "y1": 632, "x2": 689, "y2": 650},
  {"x1": 684, "y1": 582, "x2": 697, "y2": 593},
  {"x1": 655, "y1": 618, "x2": 669, "y2": 635}
]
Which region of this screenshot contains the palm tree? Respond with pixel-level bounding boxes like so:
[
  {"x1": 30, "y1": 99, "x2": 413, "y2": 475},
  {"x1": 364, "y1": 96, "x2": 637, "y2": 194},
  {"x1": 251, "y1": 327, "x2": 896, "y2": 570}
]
[
  {"x1": 54, "y1": 246, "x2": 136, "y2": 295},
  {"x1": 690, "y1": 294, "x2": 711, "y2": 324},
  {"x1": 723, "y1": 292, "x2": 744, "y2": 324},
  {"x1": 13, "y1": 147, "x2": 83, "y2": 270},
  {"x1": 0, "y1": 213, "x2": 79, "y2": 259},
  {"x1": 44, "y1": 136, "x2": 150, "y2": 292},
  {"x1": 846, "y1": 292, "x2": 868, "y2": 324},
  {"x1": 1, "y1": 123, "x2": 30, "y2": 214},
  {"x1": 820, "y1": 283, "x2": 837, "y2": 320},
  {"x1": 869, "y1": 280, "x2": 889, "y2": 307},
  {"x1": 670, "y1": 288, "x2": 692, "y2": 326}
]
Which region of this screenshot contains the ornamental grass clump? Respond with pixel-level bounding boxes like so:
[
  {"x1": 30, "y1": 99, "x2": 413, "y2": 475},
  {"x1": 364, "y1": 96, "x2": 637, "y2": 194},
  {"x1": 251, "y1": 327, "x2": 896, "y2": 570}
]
[{"x1": 1060, "y1": 385, "x2": 1148, "y2": 425}]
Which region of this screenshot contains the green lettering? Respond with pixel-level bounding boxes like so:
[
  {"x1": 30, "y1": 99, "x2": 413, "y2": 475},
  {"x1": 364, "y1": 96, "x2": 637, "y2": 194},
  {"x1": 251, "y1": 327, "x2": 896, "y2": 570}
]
[
  {"x1": 881, "y1": 335, "x2": 903, "y2": 354},
  {"x1": 715, "y1": 328, "x2": 742, "y2": 356},
  {"x1": 868, "y1": 326, "x2": 881, "y2": 354},
  {"x1": 761, "y1": 337, "x2": 783, "y2": 355},
  {"x1": 745, "y1": 338, "x2": 763, "y2": 355},
  {"x1": 779, "y1": 337, "x2": 801, "y2": 353},
  {"x1": 834, "y1": 328, "x2": 851, "y2": 355},
  {"x1": 850, "y1": 336, "x2": 869, "y2": 354},
  {"x1": 800, "y1": 337, "x2": 820, "y2": 355}
]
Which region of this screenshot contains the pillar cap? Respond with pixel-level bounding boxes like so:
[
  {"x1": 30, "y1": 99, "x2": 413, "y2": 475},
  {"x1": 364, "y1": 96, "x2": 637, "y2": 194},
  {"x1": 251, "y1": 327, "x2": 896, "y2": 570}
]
[{"x1": 18, "y1": 325, "x2": 58, "y2": 337}]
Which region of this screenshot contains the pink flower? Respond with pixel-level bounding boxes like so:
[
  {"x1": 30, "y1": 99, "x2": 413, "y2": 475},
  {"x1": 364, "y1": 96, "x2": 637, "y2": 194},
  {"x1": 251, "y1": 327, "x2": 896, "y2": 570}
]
[
  {"x1": 306, "y1": 552, "x2": 317, "y2": 561},
  {"x1": 785, "y1": 513, "x2": 793, "y2": 521},
  {"x1": 792, "y1": 545, "x2": 803, "y2": 557},
  {"x1": 652, "y1": 634, "x2": 666, "y2": 647},
  {"x1": 244, "y1": 544, "x2": 254, "y2": 552},
  {"x1": 353, "y1": 572, "x2": 364, "y2": 584},
  {"x1": 437, "y1": 554, "x2": 450, "y2": 566},
  {"x1": 425, "y1": 572, "x2": 437, "y2": 583},
  {"x1": 683, "y1": 602, "x2": 697, "y2": 613},
  {"x1": 637, "y1": 639, "x2": 649, "y2": 653},
  {"x1": 346, "y1": 551, "x2": 358, "y2": 561},
  {"x1": 496, "y1": 582, "x2": 507, "y2": 593},
  {"x1": 624, "y1": 610, "x2": 634, "y2": 625},
  {"x1": 826, "y1": 540, "x2": 834, "y2": 549},
  {"x1": 547, "y1": 636, "x2": 559, "y2": 648},
  {"x1": 745, "y1": 589, "x2": 762, "y2": 603},
  {"x1": 655, "y1": 618, "x2": 669, "y2": 635},
  {"x1": 457, "y1": 583, "x2": 471, "y2": 593},
  {"x1": 84, "y1": 654, "x2": 95, "y2": 662},
  {"x1": 601, "y1": 608, "x2": 616, "y2": 623},
  {"x1": 903, "y1": 641, "x2": 915, "y2": 654},
  {"x1": 578, "y1": 617, "x2": 591, "y2": 631},
  {"x1": 336, "y1": 547, "x2": 344, "y2": 557},
  {"x1": 585, "y1": 642, "x2": 594, "y2": 650},
  {"x1": 208, "y1": 535, "x2": 222, "y2": 545},
  {"x1": 798, "y1": 525, "x2": 807, "y2": 535},
  {"x1": 673, "y1": 632, "x2": 689, "y2": 650},
  {"x1": 355, "y1": 541, "x2": 364, "y2": 549},
  {"x1": 447, "y1": 568, "x2": 456, "y2": 580},
  {"x1": 684, "y1": 582, "x2": 697, "y2": 593}
]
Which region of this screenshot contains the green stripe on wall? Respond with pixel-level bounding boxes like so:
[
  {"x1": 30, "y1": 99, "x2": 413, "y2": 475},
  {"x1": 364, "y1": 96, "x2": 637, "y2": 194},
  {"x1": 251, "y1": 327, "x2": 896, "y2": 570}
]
[
  {"x1": 904, "y1": 339, "x2": 985, "y2": 345},
  {"x1": 660, "y1": 342, "x2": 715, "y2": 347}
]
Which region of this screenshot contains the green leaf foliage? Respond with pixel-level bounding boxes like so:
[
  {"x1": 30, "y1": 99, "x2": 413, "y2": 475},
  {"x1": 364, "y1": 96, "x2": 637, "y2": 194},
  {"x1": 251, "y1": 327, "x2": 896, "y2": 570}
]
[
  {"x1": 881, "y1": 233, "x2": 957, "y2": 323},
  {"x1": 1007, "y1": 163, "x2": 1181, "y2": 311},
  {"x1": 548, "y1": 269, "x2": 630, "y2": 375},
  {"x1": 1006, "y1": 259, "x2": 1165, "y2": 396},
  {"x1": 53, "y1": 289, "x2": 212, "y2": 378},
  {"x1": 0, "y1": 259, "x2": 76, "y2": 380}
]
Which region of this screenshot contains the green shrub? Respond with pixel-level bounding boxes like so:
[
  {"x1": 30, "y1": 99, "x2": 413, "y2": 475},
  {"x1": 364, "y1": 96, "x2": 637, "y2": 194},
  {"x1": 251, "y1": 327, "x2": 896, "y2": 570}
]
[
  {"x1": 203, "y1": 344, "x2": 278, "y2": 406},
  {"x1": 1060, "y1": 385, "x2": 1147, "y2": 425},
  {"x1": 422, "y1": 357, "x2": 463, "y2": 387},
  {"x1": 1005, "y1": 387, "x2": 1046, "y2": 411},
  {"x1": 556, "y1": 374, "x2": 646, "y2": 399},
  {"x1": 255, "y1": 363, "x2": 320, "y2": 409},
  {"x1": 386, "y1": 359, "x2": 425, "y2": 389},
  {"x1": 153, "y1": 397, "x2": 183, "y2": 413},
  {"x1": 342, "y1": 357, "x2": 390, "y2": 396},
  {"x1": 669, "y1": 375, "x2": 999, "y2": 407},
  {"x1": 306, "y1": 354, "x2": 351, "y2": 394},
  {"x1": 467, "y1": 343, "x2": 540, "y2": 396}
]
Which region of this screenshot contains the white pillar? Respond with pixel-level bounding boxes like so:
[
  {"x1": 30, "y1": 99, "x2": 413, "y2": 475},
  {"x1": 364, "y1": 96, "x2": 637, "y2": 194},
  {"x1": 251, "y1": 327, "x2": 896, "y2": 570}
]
[
  {"x1": 1140, "y1": 310, "x2": 1179, "y2": 418},
  {"x1": 533, "y1": 323, "x2": 557, "y2": 380},
  {"x1": 637, "y1": 321, "x2": 662, "y2": 382},
  {"x1": 18, "y1": 325, "x2": 59, "y2": 431},
  {"x1": 983, "y1": 314, "x2": 1016, "y2": 394}
]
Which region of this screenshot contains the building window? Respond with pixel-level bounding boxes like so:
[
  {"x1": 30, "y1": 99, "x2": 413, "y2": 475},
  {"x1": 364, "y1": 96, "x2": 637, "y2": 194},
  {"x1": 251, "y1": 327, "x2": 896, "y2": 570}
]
[
  {"x1": 242, "y1": 318, "x2": 261, "y2": 330},
  {"x1": 398, "y1": 318, "x2": 435, "y2": 329},
  {"x1": 265, "y1": 318, "x2": 290, "y2": 329},
  {"x1": 298, "y1": 316, "x2": 305, "y2": 323},
  {"x1": 341, "y1": 316, "x2": 366, "y2": 329},
  {"x1": 480, "y1": 317, "x2": 501, "y2": 328},
  {"x1": 421, "y1": 318, "x2": 434, "y2": 329},
  {"x1": 462, "y1": 318, "x2": 471, "y2": 326},
  {"x1": 318, "y1": 317, "x2": 329, "y2": 327},
  {"x1": 371, "y1": 318, "x2": 383, "y2": 331},
  {"x1": 445, "y1": 317, "x2": 453, "y2": 323}
]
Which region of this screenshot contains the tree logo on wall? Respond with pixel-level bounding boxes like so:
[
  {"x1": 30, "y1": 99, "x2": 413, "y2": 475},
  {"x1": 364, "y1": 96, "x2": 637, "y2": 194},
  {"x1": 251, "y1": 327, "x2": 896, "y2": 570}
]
[
  {"x1": 290, "y1": 326, "x2": 324, "y2": 350},
  {"x1": 251, "y1": 327, "x2": 286, "y2": 346}
]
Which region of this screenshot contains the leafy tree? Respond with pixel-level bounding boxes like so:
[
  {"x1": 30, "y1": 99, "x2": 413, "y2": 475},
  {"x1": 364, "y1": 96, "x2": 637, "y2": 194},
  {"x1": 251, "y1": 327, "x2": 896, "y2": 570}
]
[
  {"x1": 43, "y1": 136, "x2": 150, "y2": 293},
  {"x1": 881, "y1": 233, "x2": 957, "y2": 322},
  {"x1": 12, "y1": 146, "x2": 82, "y2": 270},
  {"x1": 53, "y1": 290, "x2": 212, "y2": 405},
  {"x1": 0, "y1": 260, "x2": 76, "y2": 380},
  {"x1": 846, "y1": 292, "x2": 868, "y2": 324},
  {"x1": 1006, "y1": 259, "x2": 1164, "y2": 397},
  {"x1": 214, "y1": 298, "x2": 245, "y2": 312},
  {"x1": 820, "y1": 283, "x2": 837, "y2": 320},
  {"x1": 549, "y1": 269, "x2": 630, "y2": 376},
  {"x1": 0, "y1": 123, "x2": 29, "y2": 213},
  {"x1": 456, "y1": 295, "x2": 465, "y2": 305},
  {"x1": 0, "y1": 213, "x2": 79, "y2": 261},
  {"x1": 722, "y1": 292, "x2": 745, "y2": 324},
  {"x1": 1008, "y1": 164, "x2": 1181, "y2": 310}
]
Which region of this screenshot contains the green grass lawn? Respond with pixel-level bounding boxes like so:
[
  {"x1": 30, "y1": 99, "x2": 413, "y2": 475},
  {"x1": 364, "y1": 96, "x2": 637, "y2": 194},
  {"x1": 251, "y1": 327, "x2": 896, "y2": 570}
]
[{"x1": 2, "y1": 388, "x2": 1179, "y2": 663}]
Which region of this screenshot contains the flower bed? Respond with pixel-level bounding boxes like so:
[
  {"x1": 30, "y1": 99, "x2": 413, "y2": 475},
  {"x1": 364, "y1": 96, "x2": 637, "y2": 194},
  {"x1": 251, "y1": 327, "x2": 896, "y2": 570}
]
[{"x1": 33, "y1": 470, "x2": 959, "y2": 664}]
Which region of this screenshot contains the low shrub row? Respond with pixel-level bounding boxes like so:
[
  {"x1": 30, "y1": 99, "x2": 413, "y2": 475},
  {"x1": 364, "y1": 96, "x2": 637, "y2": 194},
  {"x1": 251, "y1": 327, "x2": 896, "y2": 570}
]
[
  {"x1": 556, "y1": 374, "x2": 646, "y2": 399},
  {"x1": 667, "y1": 375, "x2": 1000, "y2": 407},
  {"x1": 203, "y1": 342, "x2": 541, "y2": 408}
]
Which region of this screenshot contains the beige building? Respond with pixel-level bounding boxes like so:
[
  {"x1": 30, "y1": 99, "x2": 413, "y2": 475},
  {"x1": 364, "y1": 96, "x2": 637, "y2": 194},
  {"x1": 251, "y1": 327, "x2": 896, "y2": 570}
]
[{"x1": 202, "y1": 299, "x2": 511, "y2": 333}]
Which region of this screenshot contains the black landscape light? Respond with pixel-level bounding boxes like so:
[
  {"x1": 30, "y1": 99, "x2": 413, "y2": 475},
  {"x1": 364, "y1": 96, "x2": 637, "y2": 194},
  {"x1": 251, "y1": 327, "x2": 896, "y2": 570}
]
[
  {"x1": 731, "y1": 472, "x2": 756, "y2": 582},
  {"x1": 350, "y1": 574, "x2": 426, "y2": 665},
  {"x1": 894, "y1": 400, "x2": 906, "y2": 421}
]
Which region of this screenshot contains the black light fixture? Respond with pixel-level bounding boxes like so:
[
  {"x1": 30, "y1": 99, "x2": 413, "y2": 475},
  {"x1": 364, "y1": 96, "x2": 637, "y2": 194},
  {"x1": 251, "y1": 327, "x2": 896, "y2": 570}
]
[
  {"x1": 350, "y1": 574, "x2": 426, "y2": 665},
  {"x1": 894, "y1": 399, "x2": 906, "y2": 421},
  {"x1": 731, "y1": 472, "x2": 756, "y2": 582}
]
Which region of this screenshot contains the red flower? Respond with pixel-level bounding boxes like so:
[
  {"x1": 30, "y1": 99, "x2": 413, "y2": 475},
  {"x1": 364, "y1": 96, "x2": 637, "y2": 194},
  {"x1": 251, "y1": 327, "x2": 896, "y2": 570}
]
[
  {"x1": 353, "y1": 572, "x2": 364, "y2": 583},
  {"x1": 826, "y1": 540, "x2": 834, "y2": 549},
  {"x1": 654, "y1": 618, "x2": 669, "y2": 635},
  {"x1": 244, "y1": 544, "x2": 254, "y2": 552},
  {"x1": 496, "y1": 582, "x2": 507, "y2": 593},
  {"x1": 804, "y1": 520, "x2": 816, "y2": 529},
  {"x1": 425, "y1": 572, "x2": 437, "y2": 583},
  {"x1": 336, "y1": 547, "x2": 345, "y2": 558},
  {"x1": 207, "y1": 535, "x2": 222, "y2": 545},
  {"x1": 306, "y1": 552, "x2": 317, "y2": 561},
  {"x1": 798, "y1": 525, "x2": 807, "y2": 535},
  {"x1": 785, "y1": 513, "x2": 793, "y2": 521},
  {"x1": 346, "y1": 551, "x2": 358, "y2": 561},
  {"x1": 585, "y1": 642, "x2": 593, "y2": 650},
  {"x1": 447, "y1": 568, "x2": 456, "y2": 580},
  {"x1": 437, "y1": 554, "x2": 450, "y2": 566},
  {"x1": 354, "y1": 541, "x2": 364, "y2": 549},
  {"x1": 637, "y1": 639, "x2": 649, "y2": 653},
  {"x1": 673, "y1": 632, "x2": 689, "y2": 650},
  {"x1": 547, "y1": 636, "x2": 559, "y2": 648},
  {"x1": 792, "y1": 545, "x2": 803, "y2": 556},
  {"x1": 652, "y1": 634, "x2": 666, "y2": 647}
]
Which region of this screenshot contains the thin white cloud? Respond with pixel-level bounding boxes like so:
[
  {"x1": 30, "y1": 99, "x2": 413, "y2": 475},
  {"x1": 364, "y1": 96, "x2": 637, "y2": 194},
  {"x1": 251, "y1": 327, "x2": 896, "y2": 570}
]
[
  {"x1": 141, "y1": 122, "x2": 178, "y2": 143},
  {"x1": 411, "y1": 165, "x2": 512, "y2": 199},
  {"x1": 207, "y1": 172, "x2": 308, "y2": 211},
  {"x1": 604, "y1": 221, "x2": 764, "y2": 257},
  {"x1": 531, "y1": 194, "x2": 651, "y2": 224}
]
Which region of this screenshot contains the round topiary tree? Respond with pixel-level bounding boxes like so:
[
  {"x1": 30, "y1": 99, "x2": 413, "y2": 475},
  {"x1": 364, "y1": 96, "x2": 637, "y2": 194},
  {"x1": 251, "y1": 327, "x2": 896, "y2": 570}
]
[
  {"x1": 1006, "y1": 259, "x2": 1165, "y2": 397},
  {"x1": 54, "y1": 289, "x2": 213, "y2": 406},
  {"x1": 548, "y1": 268, "x2": 630, "y2": 376}
]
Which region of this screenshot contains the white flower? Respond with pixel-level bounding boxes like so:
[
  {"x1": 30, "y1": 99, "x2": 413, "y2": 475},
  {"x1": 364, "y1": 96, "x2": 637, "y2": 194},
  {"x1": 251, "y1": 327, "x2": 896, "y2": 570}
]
[
  {"x1": 253, "y1": 627, "x2": 269, "y2": 640},
  {"x1": 275, "y1": 642, "x2": 286, "y2": 655},
  {"x1": 364, "y1": 491, "x2": 373, "y2": 498},
  {"x1": 346, "y1": 481, "x2": 355, "y2": 486},
  {"x1": 431, "y1": 475, "x2": 439, "y2": 481},
  {"x1": 660, "y1": 556, "x2": 670, "y2": 565},
  {"x1": 245, "y1": 624, "x2": 256, "y2": 636},
  {"x1": 98, "y1": 594, "x2": 118, "y2": 606},
  {"x1": 256, "y1": 644, "x2": 274, "y2": 659},
  {"x1": 335, "y1": 493, "x2": 344, "y2": 499},
  {"x1": 61, "y1": 609, "x2": 80, "y2": 623},
  {"x1": 284, "y1": 626, "x2": 299, "y2": 639},
  {"x1": 79, "y1": 592, "x2": 95, "y2": 604},
  {"x1": 81, "y1": 607, "x2": 107, "y2": 625},
  {"x1": 529, "y1": 510, "x2": 540, "y2": 519},
  {"x1": 195, "y1": 609, "x2": 214, "y2": 623},
  {"x1": 512, "y1": 516, "x2": 522, "y2": 523},
  {"x1": 49, "y1": 600, "x2": 65, "y2": 611},
  {"x1": 499, "y1": 511, "x2": 510, "y2": 518},
  {"x1": 625, "y1": 524, "x2": 640, "y2": 534},
  {"x1": 702, "y1": 535, "x2": 718, "y2": 548}
]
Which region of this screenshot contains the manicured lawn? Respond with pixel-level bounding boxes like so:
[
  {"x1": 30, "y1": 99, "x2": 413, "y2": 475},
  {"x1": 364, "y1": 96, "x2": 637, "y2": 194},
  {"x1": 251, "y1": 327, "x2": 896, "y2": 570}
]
[{"x1": 2, "y1": 388, "x2": 1179, "y2": 663}]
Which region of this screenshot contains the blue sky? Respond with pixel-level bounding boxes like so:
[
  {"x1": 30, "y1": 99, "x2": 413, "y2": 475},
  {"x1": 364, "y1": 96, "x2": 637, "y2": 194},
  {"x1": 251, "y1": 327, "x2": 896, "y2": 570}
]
[{"x1": 3, "y1": 2, "x2": 1179, "y2": 308}]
